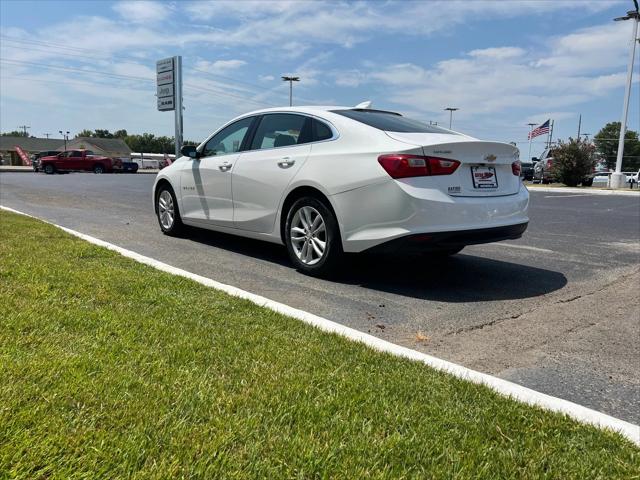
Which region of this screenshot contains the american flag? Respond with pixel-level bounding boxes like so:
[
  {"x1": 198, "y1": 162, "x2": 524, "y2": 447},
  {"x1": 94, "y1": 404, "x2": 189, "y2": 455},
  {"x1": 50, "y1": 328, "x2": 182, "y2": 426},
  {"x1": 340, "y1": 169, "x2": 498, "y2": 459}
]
[{"x1": 528, "y1": 120, "x2": 550, "y2": 140}]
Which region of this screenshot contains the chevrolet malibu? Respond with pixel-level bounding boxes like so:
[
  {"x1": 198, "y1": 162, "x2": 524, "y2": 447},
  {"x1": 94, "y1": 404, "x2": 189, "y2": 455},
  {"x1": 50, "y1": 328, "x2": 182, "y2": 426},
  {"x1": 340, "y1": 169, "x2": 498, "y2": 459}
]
[{"x1": 153, "y1": 106, "x2": 529, "y2": 275}]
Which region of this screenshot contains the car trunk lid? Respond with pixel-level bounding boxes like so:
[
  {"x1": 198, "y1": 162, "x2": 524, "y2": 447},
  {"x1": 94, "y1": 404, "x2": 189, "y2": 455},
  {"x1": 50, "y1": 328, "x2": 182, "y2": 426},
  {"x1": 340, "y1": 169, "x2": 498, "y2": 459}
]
[{"x1": 385, "y1": 133, "x2": 521, "y2": 197}]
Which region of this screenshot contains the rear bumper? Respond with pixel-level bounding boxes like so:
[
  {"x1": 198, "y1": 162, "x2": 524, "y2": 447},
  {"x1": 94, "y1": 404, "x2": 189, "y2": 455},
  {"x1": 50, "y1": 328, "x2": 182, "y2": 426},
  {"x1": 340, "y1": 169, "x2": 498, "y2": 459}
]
[
  {"x1": 365, "y1": 222, "x2": 528, "y2": 253},
  {"x1": 331, "y1": 179, "x2": 529, "y2": 253}
]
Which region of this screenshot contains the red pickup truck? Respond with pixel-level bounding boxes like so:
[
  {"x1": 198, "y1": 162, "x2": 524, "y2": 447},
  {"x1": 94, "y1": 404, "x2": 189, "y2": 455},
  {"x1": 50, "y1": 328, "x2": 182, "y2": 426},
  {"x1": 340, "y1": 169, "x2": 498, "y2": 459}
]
[{"x1": 39, "y1": 150, "x2": 122, "y2": 174}]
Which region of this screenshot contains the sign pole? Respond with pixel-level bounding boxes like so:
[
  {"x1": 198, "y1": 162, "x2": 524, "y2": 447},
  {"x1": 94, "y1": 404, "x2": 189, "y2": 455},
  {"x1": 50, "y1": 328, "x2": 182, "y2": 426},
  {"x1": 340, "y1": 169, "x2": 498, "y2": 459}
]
[{"x1": 174, "y1": 55, "x2": 183, "y2": 159}]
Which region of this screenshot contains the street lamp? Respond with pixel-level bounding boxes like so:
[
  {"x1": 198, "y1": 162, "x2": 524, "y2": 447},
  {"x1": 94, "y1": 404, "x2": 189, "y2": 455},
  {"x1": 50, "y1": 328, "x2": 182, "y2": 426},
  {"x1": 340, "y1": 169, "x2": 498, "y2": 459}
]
[
  {"x1": 611, "y1": 1, "x2": 639, "y2": 188},
  {"x1": 281, "y1": 76, "x2": 300, "y2": 107},
  {"x1": 527, "y1": 123, "x2": 537, "y2": 162},
  {"x1": 59, "y1": 130, "x2": 70, "y2": 151},
  {"x1": 444, "y1": 107, "x2": 459, "y2": 129}
]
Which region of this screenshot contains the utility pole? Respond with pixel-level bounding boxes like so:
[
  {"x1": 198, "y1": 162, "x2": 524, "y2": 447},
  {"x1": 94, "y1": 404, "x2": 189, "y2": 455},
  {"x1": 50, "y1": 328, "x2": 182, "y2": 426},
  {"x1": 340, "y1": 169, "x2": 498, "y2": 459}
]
[
  {"x1": 281, "y1": 76, "x2": 300, "y2": 106},
  {"x1": 527, "y1": 123, "x2": 536, "y2": 162},
  {"x1": 444, "y1": 107, "x2": 458, "y2": 129},
  {"x1": 611, "y1": 1, "x2": 639, "y2": 188},
  {"x1": 59, "y1": 130, "x2": 70, "y2": 151},
  {"x1": 43, "y1": 133, "x2": 51, "y2": 139},
  {"x1": 17, "y1": 125, "x2": 30, "y2": 136},
  {"x1": 577, "y1": 114, "x2": 581, "y2": 140}
]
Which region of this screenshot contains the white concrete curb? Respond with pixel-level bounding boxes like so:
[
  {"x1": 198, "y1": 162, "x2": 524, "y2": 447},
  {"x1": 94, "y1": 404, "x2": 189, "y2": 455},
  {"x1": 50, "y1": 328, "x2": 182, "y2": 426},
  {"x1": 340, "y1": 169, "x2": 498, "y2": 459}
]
[
  {"x1": 528, "y1": 186, "x2": 640, "y2": 196},
  {"x1": 2, "y1": 204, "x2": 639, "y2": 446}
]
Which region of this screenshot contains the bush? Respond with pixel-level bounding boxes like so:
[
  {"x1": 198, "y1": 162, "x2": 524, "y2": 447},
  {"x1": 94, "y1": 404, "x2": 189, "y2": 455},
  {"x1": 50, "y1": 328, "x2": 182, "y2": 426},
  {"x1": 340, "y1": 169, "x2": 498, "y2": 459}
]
[{"x1": 551, "y1": 138, "x2": 596, "y2": 187}]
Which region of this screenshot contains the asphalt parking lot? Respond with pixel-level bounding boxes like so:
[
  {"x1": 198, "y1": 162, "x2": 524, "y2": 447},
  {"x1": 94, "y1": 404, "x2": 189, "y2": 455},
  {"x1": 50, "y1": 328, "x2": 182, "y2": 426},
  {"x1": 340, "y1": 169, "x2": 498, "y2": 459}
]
[{"x1": 1, "y1": 172, "x2": 639, "y2": 424}]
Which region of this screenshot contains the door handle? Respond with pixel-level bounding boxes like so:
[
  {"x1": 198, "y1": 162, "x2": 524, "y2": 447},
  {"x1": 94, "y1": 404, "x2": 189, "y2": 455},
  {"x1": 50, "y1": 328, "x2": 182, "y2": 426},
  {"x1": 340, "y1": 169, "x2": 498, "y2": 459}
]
[
  {"x1": 218, "y1": 163, "x2": 232, "y2": 172},
  {"x1": 277, "y1": 157, "x2": 295, "y2": 168}
]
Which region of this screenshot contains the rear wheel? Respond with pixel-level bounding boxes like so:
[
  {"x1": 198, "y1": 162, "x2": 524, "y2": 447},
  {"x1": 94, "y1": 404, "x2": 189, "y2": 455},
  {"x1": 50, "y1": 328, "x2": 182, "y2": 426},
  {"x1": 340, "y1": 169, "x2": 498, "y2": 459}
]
[
  {"x1": 285, "y1": 197, "x2": 342, "y2": 276},
  {"x1": 93, "y1": 164, "x2": 104, "y2": 174},
  {"x1": 156, "y1": 185, "x2": 184, "y2": 236},
  {"x1": 582, "y1": 178, "x2": 593, "y2": 187},
  {"x1": 43, "y1": 164, "x2": 55, "y2": 175}
]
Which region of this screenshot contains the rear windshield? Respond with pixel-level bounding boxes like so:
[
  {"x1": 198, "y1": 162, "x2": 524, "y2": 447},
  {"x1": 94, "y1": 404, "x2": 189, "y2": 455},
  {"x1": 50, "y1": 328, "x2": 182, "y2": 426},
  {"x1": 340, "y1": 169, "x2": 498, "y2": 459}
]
[{"x1": 332, "y1": 109, "x2": 457, "y2": 134}]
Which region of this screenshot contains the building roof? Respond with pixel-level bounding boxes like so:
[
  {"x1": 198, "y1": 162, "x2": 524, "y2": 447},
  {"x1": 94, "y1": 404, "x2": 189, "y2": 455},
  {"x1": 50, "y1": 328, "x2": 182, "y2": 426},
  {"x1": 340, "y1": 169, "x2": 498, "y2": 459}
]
[
  {"x1": 68, "y1": 137, "x2": 132, "y2": 153},
  {"x1": 0, "y1": 136, "x2": 65, "y2": 152}
]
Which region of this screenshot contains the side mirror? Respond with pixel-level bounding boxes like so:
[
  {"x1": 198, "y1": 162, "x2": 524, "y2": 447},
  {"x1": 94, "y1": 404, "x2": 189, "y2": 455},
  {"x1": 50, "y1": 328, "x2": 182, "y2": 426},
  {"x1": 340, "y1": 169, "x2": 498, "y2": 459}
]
[{"x1": 181, "y1": 145, "x2": 199, "y2": 159}]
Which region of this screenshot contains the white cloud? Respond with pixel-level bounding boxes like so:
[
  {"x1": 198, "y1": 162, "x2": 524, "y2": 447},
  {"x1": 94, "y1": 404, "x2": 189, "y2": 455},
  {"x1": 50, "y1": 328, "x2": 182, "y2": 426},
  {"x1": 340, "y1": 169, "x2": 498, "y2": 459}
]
[
  {"x1": 468, "y1": 47, "x2": 525, "y2": 60},
  {"x1": 259, "y1": 75, "x2": 275, "y2": 82},
  {"x1": 112, "y1": 1, "x2": 172, "y2": 23},
  {"x1": 195, "y1": 59, "x2": 247, "y2": 72}
]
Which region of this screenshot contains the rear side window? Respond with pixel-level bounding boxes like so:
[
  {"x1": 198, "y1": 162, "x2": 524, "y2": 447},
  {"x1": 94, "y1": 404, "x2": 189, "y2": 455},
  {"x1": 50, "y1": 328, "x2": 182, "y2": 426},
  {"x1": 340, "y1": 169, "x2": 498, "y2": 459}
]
[
  {"x1": 332, "y1": 109, "x2": 457, "y2": 134},
  {"x1": 250, "y1": 114, "x2": 310, "y2": 150},
  {"x1": 313, "y1": 119, "x2": 333, "y2": 141}
]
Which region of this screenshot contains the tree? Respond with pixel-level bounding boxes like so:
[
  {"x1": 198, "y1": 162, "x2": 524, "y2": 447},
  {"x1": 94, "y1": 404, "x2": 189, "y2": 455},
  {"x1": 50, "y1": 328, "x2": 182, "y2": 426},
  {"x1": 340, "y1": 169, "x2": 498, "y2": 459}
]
[
  {"x1": 551, "y1": 138, "x2": 596, "y2": 187},
  {"x1": 593, "y1": 122, "x2": 640, "y2": 171},
  {"x1": 113, "y1": 129, "x2": 128, "y2": 139},
  {"x1": 1, "y1": 130, "x2": 29, "y2": 137},
  {"x1": 75, "y1": 129, "x2": 93, "y2": 138}
]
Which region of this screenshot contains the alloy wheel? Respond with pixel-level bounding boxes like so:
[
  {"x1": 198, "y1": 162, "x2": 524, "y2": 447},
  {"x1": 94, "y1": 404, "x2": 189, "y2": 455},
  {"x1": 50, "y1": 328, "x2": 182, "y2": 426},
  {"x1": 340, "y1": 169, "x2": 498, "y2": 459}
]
[
  {"x1": 290, "y1": 206, "x2": 326, "y2": 265},
  {"x1": 158, "y1": 190, "x2": 175, "y2": 230}
]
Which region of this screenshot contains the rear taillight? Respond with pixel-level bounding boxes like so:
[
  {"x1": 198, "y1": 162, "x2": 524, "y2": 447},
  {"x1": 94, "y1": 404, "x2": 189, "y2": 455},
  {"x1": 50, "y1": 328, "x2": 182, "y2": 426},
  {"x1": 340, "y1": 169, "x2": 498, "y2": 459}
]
[
  {"x1": 546, "y1": 159, "x2": 553, "y2": 168},
  {"x1": 377, "y1": 154, "x2": 460, "y2": 179},
  {"x1": 512, "y1": 160, "x2": 521, "y2": 176}
]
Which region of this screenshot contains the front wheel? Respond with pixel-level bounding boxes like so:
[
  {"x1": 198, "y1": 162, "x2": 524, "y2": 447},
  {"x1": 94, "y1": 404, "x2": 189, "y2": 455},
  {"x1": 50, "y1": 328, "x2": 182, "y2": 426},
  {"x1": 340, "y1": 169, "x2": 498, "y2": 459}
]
[
  {"x1": 93, "y1": 164, "x2": 105, "y2": 174},
  {"x1": 285, "y1": 197, "x2": 342, "y2": 276},
  {"x1": 43, "y1": 164, "x2": 55, "y2": 175},
  {"x1": 156, "y1": 185, "x2": 184, "y2": 236}
]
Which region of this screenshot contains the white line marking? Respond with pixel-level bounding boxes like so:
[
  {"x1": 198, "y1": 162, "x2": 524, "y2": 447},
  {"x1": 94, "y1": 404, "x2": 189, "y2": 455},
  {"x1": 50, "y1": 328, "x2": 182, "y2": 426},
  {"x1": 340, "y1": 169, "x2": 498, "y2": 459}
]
[
  {"x1": 499, "y1": 243, "x2": 554, "y2": 253},
  {"x1": 2, "y1": 205, "x2": 638, "y2": 446},
  {"x1": 543, "y1": 194, "x2": 590, "y2": 198},
  {"x1": 528, "y1": 186, "x2": 640, "y2": 196}
]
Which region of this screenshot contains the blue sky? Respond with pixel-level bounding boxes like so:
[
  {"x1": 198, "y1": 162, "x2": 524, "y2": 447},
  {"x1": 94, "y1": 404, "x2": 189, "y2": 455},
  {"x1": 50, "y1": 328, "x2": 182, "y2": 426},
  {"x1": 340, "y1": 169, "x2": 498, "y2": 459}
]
[{"x1": 1, "y1": 0, "x2": 638, "y2": 158}]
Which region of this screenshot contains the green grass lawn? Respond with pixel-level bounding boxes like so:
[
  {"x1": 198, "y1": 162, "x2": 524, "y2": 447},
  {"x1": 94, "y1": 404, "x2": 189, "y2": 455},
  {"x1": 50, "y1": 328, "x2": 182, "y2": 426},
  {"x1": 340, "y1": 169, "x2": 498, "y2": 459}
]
[{"x1": 0, "y1": 210, "x2": 638, "y2": 479}]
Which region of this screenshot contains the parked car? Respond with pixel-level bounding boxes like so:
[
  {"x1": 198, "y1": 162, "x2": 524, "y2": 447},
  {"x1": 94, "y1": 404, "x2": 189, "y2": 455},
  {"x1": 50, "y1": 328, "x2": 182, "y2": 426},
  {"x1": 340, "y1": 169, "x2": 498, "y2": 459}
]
[
  {"x1": 520, "y1": 161, "x2": 535, "y2": 181},
  {"x1": 532, "y1": 149, "x2": 594, "y2": 186},
  {"x1": 39, "y1": 150, "x2": 122, "y2": 174},
  {"x1": 116, "y1": 158, "x2": 139, "y2": 173},
  {"x1": 153, "y1": 106, "x2": 529, "y2": 275},
  {"x1": 31, "y1": 150, "x2": 61, "y2": 172}
]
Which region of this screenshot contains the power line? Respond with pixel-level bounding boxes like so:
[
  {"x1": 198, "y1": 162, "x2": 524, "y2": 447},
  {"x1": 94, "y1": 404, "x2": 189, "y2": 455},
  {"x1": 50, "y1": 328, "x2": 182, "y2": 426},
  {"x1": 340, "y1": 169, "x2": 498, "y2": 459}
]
[{"x1": 1, "y1": 35, "x2": 308, "y2": 106}]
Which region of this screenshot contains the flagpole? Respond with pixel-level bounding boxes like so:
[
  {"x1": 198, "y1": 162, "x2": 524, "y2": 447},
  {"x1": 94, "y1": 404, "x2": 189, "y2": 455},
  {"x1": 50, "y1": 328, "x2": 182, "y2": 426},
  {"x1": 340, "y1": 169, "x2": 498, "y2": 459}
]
[
  {"x1": 547, "y1": 120, "x2": 554, "y2": 149},
  {"x1": 527, "y1": 123, "x2": 535, "y2": 162}
]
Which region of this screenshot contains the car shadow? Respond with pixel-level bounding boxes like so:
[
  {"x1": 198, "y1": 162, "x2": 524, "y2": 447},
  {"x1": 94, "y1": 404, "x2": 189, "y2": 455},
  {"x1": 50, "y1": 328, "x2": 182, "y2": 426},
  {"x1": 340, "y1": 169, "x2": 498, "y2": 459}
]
[{"x1": 184, "y1": 226, "x2": 568, "y2": 303}]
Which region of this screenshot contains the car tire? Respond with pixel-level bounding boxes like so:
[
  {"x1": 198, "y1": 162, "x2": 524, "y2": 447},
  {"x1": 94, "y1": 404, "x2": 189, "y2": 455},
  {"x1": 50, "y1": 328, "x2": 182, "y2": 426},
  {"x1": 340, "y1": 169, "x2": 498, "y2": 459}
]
[
  {"x1": 93, "y1": 164, "x2": 105, "y2": 174},
  {"x1": 156, "y1": 185, "x2": 184, "y2": 236},
  {"x1": 582, "y1": 178, "x2": 593, "y2": 187},
  {"x1": 284, "y1": 196, "x2": 342, "y2": 276},
  {"x1": 43, "y1": 164, "x2": 55, "y2": 175}
]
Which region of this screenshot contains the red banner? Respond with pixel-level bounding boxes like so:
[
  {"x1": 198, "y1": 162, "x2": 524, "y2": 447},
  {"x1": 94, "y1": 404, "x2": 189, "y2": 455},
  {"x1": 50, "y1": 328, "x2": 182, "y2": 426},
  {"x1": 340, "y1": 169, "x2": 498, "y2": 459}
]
[{"x1": 15, "y1": 146, "x2": 31, "y2": 166}]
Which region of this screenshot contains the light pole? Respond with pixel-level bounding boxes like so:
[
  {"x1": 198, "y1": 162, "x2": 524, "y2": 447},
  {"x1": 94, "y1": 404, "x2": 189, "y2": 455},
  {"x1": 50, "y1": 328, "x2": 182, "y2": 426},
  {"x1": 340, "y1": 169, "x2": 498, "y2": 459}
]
[
  {"x1": 527, "y1": 123, "x2": 537, "y2": 161},
  {"x1": 444, "y1": 107, "x2": 458, "y2": 129},
  {"x1": 59, "y1": 130, "x2": 69, "y2": 151},
  {"x1": 611, "y1": 2, "x2": 639, "y2": 188},
  {"x1": 281, "y1": 76, "x2": 300, "y2": 106}
]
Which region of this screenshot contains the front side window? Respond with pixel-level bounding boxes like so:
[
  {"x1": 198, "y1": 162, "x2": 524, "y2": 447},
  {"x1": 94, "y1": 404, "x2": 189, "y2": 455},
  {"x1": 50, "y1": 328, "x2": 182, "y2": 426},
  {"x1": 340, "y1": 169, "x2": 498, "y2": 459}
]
[
  {"x1": 203, "y1": 117, "x2": 254, "y2": 157},
  {"x1": 250, "y1": 114, "x2": 309, "y2": 150}
]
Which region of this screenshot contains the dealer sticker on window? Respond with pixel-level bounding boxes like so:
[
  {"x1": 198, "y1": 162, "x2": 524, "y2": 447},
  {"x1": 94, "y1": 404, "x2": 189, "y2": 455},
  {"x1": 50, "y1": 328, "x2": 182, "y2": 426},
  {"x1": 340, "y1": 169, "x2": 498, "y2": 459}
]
[{"x1": 471, "y1": 166, "x2": 498, "y2": 189}]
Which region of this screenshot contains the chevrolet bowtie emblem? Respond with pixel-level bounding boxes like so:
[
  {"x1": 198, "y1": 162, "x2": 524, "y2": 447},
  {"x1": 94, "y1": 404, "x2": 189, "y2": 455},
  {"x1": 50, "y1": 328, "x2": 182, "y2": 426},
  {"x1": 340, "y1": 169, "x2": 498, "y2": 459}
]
[{"x1": 484, "y1": 154, "x2": 497, "y2": 162}]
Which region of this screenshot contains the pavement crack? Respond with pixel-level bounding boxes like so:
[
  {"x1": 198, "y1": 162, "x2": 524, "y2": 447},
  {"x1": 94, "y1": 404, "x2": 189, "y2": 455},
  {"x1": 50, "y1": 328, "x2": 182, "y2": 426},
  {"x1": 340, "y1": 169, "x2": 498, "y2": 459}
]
[{"x1": 445, "y1": 266, "x2": 639, "y2": 337}]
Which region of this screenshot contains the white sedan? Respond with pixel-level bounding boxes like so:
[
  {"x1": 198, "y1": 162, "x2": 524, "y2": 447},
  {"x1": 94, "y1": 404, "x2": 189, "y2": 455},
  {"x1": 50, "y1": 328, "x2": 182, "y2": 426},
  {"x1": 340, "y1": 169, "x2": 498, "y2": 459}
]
[{"x1": 153, "y1": 106, "x2": 529, "y2": 275}]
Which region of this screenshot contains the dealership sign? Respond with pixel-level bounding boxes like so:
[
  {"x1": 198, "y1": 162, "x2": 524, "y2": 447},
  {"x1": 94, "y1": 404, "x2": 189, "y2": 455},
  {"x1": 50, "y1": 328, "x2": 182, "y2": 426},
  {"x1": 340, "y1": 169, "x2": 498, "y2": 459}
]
[
  {"x1": 156, "y1": 57, "x2": 176, "y2": 111},
  {"x1": 156, "y1": 55, "x2": 183, "y2": 159}
]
